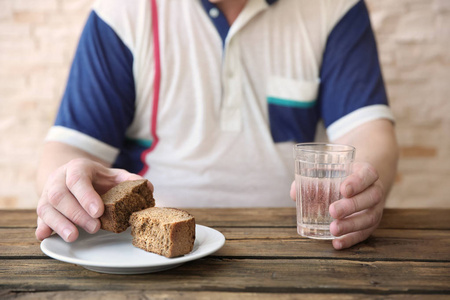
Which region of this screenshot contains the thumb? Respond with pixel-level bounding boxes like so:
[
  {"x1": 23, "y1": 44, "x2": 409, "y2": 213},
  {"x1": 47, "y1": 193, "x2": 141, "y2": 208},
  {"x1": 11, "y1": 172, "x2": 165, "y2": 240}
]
[
  {"x1": 93, "y1": 167, "x2": 154, "y2": 194},
  {"x1": 290, "y1": 181, "x2": 296, "y2": 201}
]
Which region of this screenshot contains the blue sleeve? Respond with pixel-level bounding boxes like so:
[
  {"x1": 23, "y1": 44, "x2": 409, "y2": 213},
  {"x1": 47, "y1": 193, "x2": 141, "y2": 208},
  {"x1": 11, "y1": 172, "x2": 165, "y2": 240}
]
[
  {"x1": 55, "y1": 11, "x2": 135, "y2": 149},
  {"x1": 318, "y1": 0, "x2": 389, "y2": 128}
]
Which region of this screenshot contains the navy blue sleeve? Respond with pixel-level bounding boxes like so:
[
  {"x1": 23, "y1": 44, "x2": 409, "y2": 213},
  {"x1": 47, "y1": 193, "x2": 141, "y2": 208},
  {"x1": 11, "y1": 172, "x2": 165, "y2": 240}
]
[
  {"x1": 55, "y1": 11, "x2": 135, "y2": 149},
  {"x1": 318, "y1": 0, "x2": 389, "y2": 128}
]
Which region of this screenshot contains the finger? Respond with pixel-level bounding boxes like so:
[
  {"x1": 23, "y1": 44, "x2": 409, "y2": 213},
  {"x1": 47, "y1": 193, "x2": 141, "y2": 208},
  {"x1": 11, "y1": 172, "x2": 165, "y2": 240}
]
[
  {"x1": 330, "y1": 182, "x2": 383, "y2": 219},
  {"x1": 36, "y1": 203, "x2": 79, "y2": 242},
  {"x1": 35, "y1": 217, "x2": 53, "y2": 241},
  {"x1": 47, "y1": 172, "x2": 101, "y2": 234},
  {"x1": 110, "y1": 170, "x2": 154, "y2": 192},
  {"x1": 94, "y1": 167, "x2": 154, "y2": 194},
  {"x1": 332, "y1": 225, "x2": 377, "y2": 250},
  {"x1": 64, "y1": 159, "x2": 105, "y2": 218},
  {"x1": 330, "y1": 207, "x2": 383, "y2": 237},
  {"x1": 290, "y1": 181, "x2": 296, "y2": 201},
  {"x1": 341, "y1": 162, "x2": 379, "y2": 198}
]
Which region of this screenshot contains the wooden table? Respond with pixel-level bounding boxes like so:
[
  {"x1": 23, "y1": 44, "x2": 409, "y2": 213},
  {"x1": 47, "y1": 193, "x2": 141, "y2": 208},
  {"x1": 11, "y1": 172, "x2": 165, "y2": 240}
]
[{"x1": 1, "y1": 208, "x2": 449, "y2": 299}]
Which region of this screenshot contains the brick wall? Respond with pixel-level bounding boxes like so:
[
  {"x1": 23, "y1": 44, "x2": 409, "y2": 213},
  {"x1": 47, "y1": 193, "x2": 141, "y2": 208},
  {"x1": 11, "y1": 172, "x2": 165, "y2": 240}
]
[
  {"x1": 0, "y1": 0, "x2": 449, "y2": 208},
  {"x1": 0, "y1": 0, "x2": 92, "y2": 208},
  {"x1": 366, "y1": 0, "x2": 450, "y2": 208}
]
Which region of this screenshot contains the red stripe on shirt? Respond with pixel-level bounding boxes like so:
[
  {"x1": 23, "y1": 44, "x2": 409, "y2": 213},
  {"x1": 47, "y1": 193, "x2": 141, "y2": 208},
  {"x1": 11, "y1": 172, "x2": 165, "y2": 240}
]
[{"x1": 139, "y1": 0, "x2": 161, "y2": 176}]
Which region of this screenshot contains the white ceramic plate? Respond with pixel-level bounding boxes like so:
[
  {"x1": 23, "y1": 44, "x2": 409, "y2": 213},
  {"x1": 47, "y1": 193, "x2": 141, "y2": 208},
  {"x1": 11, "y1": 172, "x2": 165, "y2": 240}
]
[{"x1": 40, "y1": 224, "x2": 225, "y2": 274}]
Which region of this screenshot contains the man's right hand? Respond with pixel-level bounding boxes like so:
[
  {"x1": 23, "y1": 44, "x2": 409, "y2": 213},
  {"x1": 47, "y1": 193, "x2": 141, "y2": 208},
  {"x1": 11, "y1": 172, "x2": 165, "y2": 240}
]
[{"x1": 36, "y1": 158, "x2": 151, "y2": 242}]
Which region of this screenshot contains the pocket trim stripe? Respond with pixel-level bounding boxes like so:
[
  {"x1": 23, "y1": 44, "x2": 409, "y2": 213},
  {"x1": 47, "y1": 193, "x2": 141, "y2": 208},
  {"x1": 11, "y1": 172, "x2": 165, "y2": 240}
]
[{"x1": 267, "y1": 96, "x2": 316, "y2": 108}]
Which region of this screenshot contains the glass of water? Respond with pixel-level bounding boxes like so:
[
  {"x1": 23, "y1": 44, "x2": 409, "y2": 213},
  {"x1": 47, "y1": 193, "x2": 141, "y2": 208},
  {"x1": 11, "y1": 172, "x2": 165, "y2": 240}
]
[{"x1": 293, "y1": 143, "x2": 355, "y2": 239}]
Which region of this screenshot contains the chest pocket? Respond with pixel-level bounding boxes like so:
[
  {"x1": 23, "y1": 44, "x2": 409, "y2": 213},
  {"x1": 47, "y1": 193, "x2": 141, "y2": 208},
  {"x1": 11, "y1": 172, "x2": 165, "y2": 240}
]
[{"x1": 266, "y1": 76, "x2": 321, "y2": 143}]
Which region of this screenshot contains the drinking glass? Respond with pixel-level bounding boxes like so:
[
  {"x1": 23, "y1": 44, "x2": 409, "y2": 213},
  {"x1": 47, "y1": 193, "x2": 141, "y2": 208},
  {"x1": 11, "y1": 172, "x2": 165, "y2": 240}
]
[{"x1": 294, "y1": 143, "x2": 355, "y2": 239}]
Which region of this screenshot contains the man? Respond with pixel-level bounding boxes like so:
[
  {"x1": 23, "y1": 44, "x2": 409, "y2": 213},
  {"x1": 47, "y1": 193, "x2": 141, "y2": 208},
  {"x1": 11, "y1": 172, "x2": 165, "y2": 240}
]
[{"x1": 36, "y1": 0, "x2": 399, "y2": 250}]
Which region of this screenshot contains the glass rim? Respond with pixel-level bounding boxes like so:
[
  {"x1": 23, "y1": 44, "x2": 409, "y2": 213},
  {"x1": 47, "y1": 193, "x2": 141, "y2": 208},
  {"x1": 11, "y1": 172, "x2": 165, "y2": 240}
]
[{"x1": 294, "y1": 143, "x2": 355, "y2": 154}]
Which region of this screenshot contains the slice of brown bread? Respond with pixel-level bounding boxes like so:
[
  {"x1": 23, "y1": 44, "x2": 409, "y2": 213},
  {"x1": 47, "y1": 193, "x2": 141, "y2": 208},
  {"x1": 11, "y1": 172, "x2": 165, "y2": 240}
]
[
  {"x1": 129, "y1": 207, "x2": 195, "y2": 258},
  {"x1": 100, "y1": 179, "x2": 155, "y2": 233}
]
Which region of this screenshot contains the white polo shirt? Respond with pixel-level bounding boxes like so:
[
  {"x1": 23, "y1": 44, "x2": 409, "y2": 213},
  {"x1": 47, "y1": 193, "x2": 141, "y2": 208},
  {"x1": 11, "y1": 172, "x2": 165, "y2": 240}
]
[{"x1": 46, "y1": 0, "x2": 394, "y2": 207}]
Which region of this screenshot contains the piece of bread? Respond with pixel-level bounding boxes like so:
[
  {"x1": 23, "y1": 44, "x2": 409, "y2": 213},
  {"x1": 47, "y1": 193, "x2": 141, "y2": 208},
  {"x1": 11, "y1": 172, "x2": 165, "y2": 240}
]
[
  {"x1": 100, "y1": 179, "x2": 155, "y2": 233},
  {"x1": 129, "y1": 207, "x2": 196, "y2": 258}
]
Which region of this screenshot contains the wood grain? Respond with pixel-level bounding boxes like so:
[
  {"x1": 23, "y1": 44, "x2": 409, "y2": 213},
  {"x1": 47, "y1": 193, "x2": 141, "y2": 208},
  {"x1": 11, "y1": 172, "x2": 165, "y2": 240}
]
[
  {"x1": 1, "y1": 208, "x2": 449, "y2": 229},
  {"x1": 2, "y1": 227, "x2": 449, "y2": 262},
  {"x1": 3, "y1": 291, "x2": 449, "y2": 300},
  {"x1": 0, "y1": 210, "x2": 36, "y2": 228},
  {"x1": 0, "y1": 259, "x2": 449, "y2": 294},
  {"x1": 1, "y1": 208, "x2": 449, "y2": 298}
]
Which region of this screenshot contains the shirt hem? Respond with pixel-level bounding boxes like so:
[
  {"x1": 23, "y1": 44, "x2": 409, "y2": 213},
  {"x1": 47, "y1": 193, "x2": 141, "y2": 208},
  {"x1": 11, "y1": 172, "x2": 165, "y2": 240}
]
[
  {"x1": 326, "y1": 104, "x2": 395, "y2": 141},
  {"x1": 45, "y1": 126, "x2": 119, "y2": 163}
]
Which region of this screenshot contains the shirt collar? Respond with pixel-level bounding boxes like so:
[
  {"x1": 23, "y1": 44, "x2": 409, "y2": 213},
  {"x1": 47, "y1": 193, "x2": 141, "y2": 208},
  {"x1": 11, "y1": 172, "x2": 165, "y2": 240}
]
[{"x1": 201, "y1": 0, "x2": 278, "y2": 47}]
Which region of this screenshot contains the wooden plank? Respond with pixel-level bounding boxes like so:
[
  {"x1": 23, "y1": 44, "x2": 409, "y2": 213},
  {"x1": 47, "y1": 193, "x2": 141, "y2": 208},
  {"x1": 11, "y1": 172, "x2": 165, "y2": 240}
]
[
  {"x1": 0, "y1": 259, "x2": 449, "y2": 294},
  {"x1": 214, "y1": 229, "x2": 450, "y2": 261},
  {"x1": 0, "y1": 210, "x2": 36, "y2": 228},
  {"x1": 2, "y1": 290, "x2": 449, "y2": 300},
  {"x1": 0, "y1": 228, "x2": 44, "y2": 257},
  {"x1": 190, "y1": 208, "x2": 450, "y2": 230},
  {"x1": 1, "y1": 208, "x2": 449, "y2": 230},
  {"x1": 0, "y1": 208, "x2": 293, "y2": 228},
  {"x1": 215, "y1": 227, "x2": 450, "y2": 261},
  {"x1": 1, "y1": 227, "x2": 449, "y2": 262},
  {"x1": 188, "y1": 208, "x2": 297, "y2": 227},
  {"x1": 379, "y1": 209, "x2": 450, "y2": 230}
]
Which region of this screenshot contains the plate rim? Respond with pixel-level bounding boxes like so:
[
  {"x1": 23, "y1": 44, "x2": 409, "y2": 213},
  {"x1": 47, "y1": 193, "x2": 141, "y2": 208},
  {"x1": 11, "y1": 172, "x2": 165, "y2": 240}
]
[{"x1": 40, "y1": 224, "x2": 225, "y2": 270}]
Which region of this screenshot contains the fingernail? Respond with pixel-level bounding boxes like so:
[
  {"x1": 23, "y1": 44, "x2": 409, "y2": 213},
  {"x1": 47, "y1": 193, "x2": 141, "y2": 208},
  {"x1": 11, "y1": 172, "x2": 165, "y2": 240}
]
[
  {"x1": 335, "y1": 240, "x2": 343, "y2": 250},
  {"x1": 345, "y1": 184, "x2": 353, "y2": 197},
  {"x1": 89, "y1": 203, "x2": 99, "y2": 216},
  {"x1": 333, "y1": 203, "x2": 342, "y2": 217},
  {"x1": 86, "y1": 220, "x2": 98, "y2": 233},
  {"x1": 62, "y1": 228, "x2": 72, "y2": 241}
]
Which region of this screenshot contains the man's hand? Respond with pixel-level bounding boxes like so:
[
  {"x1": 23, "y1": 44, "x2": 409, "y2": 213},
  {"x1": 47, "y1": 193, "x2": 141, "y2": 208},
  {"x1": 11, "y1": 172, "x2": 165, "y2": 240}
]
[
  {"x1": 328, "y1": 162, "x2": 384, "y2": 249},
  {"x1": 36, "y1": 158, "x2": 151, "y2": 242},
  {"x1": 290, "y1": 161, "x2": 385, "y2": 250}
]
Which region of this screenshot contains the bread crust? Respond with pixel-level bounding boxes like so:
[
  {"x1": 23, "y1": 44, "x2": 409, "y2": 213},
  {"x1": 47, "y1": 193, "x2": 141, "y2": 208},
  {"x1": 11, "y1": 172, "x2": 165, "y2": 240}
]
[{"x1": 129, "y1": 207, "x2": 196, "y2": 258}]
